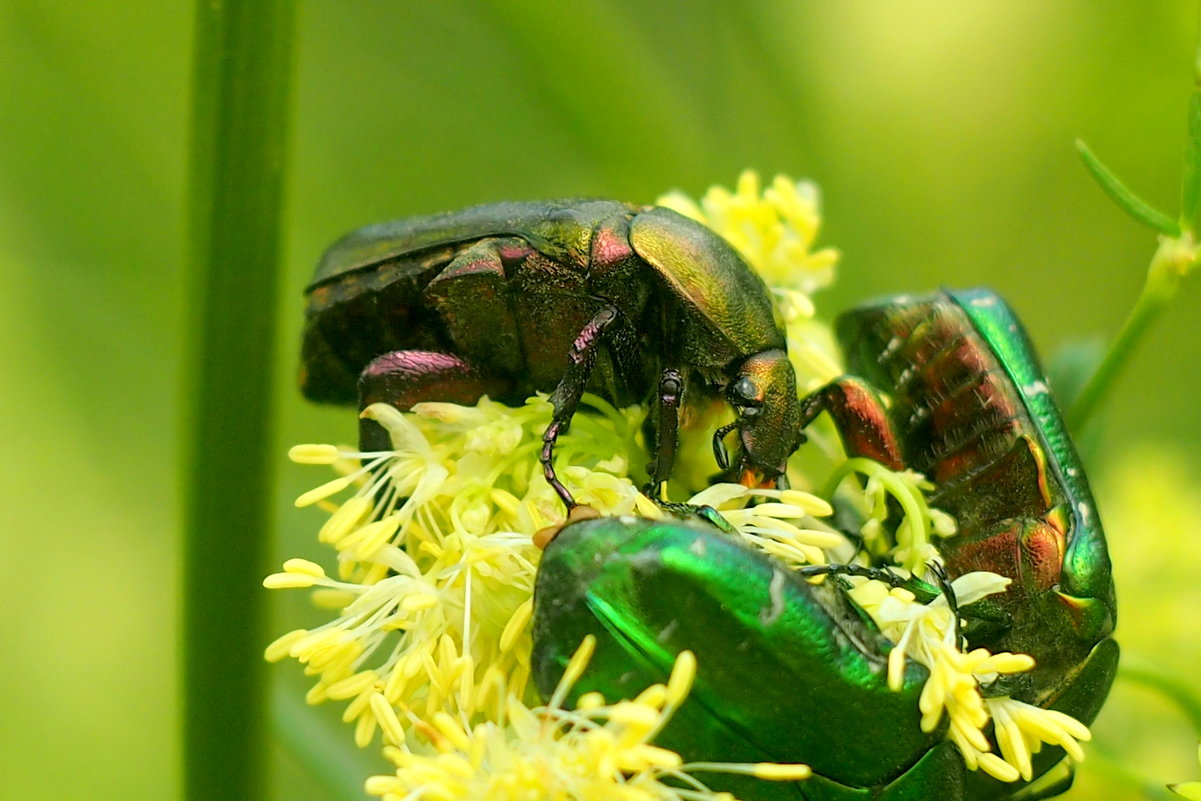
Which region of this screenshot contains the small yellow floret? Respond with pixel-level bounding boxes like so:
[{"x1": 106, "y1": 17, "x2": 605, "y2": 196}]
[
  {"x1": 289, "y1": 443, "x2": 341, "y2": 464},
  {"x1": 264, "y1": 629, "x2": 308, "y2": 662},
  {"x1": 666, "y1": 649, "x2": 697, "y2": 704},
  {"x1": 852, "y1": 572, "x2": 1093, "y2": 782},
  {"x1": 364, "y1": 645, "x2": 808, "y2": 801},
  {"x1": 498, "y1": 599, "x2": 533, "y2": 653},
  {"x1": 556, "y1": 635, "x2": 596, "y2": 698},
  {"x1": 753, "y1": 762, "x2": 814, "y2": 780},
  {"x1": 295, "y1": 475, "x2": 356, "y2": 507},
  {"x1": 282, "y1": 558, "x2": 326, "y2": 577},
  {"x1": 263, "y1": 572, "x2": 318, "y2": 590}
]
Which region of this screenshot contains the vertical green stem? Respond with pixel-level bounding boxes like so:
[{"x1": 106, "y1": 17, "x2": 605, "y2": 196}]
[
  {"x1": 183, "y1": 2, "x2": 297, "y2": 800},
  {"x1": 1068, "y1": 236, "x2": 1192, "y2": 432},
  {"x1": 1180, "y1": 9, "x2": 1201, "y2": 227}
]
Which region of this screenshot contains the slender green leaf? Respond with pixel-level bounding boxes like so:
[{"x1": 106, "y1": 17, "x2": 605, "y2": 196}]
[
  {"x1": 1076, "y1": 138, "x2": 1181, "y2": 237},
  {"x1": 1068, "y1": 233, "x2": 1191, "y2": 432},
  {"x1": 183, "y1": 1, "x2": 297, "y2": 800}
]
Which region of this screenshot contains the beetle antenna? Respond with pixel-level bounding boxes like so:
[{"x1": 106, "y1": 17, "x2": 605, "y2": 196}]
[
  {"x1": 712, "y1": 422, "x2": 738, "y2": 470},
  {"x1": 928, "y1": 562, "x2": 962, "y2": 647},
  {"x1": 797, "y1": 562, "x2": 907, "y2": 587}
]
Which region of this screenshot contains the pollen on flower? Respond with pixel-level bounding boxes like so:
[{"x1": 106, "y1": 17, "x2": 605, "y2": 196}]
[{"x1": 363, "y1": 638, "x2": 810, "y2": 801}]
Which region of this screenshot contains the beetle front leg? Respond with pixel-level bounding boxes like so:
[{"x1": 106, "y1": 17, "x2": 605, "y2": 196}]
[
  {"x1": 799, "y1": 376, "x2": 905, "y2": 469},
  {"x1": 639, "y1": 368, "x2": 729, "y2": 526},
  {"x1": 358, "y1": 350, "x2": 513, "y2": 452},
  {"x1": 541, "y1": 305, "x2": 621, "y2": 510},
  {"x1": 644, "y1": 367, "x2": 684, "y2": 499}
]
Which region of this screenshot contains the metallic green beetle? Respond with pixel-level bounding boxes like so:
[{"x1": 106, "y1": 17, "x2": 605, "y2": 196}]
[
  {"x1": 300, "y1": 199, "x2": 801, "y2": 510},
  {"x1": 532, "y1": 289, "x2": 1118, "y2": 801}
]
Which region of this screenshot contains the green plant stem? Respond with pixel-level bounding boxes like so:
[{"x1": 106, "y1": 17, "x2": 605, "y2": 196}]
[
  {"x1": 182, "y1": 2, "x2": 297, "y2": 800},
  {"x1": 1068, "y1": 235, "x2": 1192, "y2": 432}
]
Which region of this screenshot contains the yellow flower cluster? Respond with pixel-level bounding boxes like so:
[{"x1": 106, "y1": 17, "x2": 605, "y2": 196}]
[
  {"x1": 686, "y1": 483, "x2": 843, "y2": 566},
  {"x1": 267, "y1": 172, "x2": 1095, "y2": 797},
  {"x1": 984, "y1": 696, "x2": 1091, "y2": 783},
  {"x1": 267, "y1": 395, "x2": 650, "y2": 744},
  {"x1": 822, "y1": 457, "x2": 958, "y2": 573},
  {"x1": 267, "y1": 391, "x2": 833, "y2": 756},
  {"x1": 848, "y1": 574, "x2": 1090, "y2": 783},
  {"x1": 363, "y1": 637, "x2": 810, "y2": 801}
]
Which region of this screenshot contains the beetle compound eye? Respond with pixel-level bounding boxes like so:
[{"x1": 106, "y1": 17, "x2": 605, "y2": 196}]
[{"x1": 731, "y1": 377, "x2": 761, "y2": 406}]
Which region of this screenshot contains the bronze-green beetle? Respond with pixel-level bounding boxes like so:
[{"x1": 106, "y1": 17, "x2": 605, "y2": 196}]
[{"x1": 300, "y1": 199, "x2": 801, "y2": 508}]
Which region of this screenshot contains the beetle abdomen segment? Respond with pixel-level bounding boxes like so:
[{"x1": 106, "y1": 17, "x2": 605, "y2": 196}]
[
  {"x1": 301, "y1": 247, "x2": 453, "y2": 403},
  {"x1": 836, "y1": 297, "x2": 1034, "y2": 493},
  {"x1": 829, "y1": 289, "x2": 1116, "y2": 711}
]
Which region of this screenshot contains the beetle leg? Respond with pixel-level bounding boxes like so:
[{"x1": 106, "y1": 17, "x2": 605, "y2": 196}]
[
  {"x1": 797, "y1": 563, "x2": 943, "y2": 607},
  {"x1": 644, "y1": 367, "x2": 684, "y2": 498},
  {"x1": 642, "y1": 368, "x2": 730, "y2": 523},
  {"x1": 541, "y1": 305, "x2": 621, "y2": 510},
  {"x1": 799, "y1": 376, "x2": 905, "y2": 470},
  {"x1": 357, "y1": 350, "x2": 513, "y2": 452}
]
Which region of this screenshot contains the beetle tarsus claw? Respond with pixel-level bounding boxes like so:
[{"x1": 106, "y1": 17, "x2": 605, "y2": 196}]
[{"x1": 533, "y1": 504, "x2": 600, "y2": 549}]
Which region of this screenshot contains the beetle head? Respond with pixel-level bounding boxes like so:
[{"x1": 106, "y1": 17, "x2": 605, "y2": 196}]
[{"x1": 715, "y1": 349, "x2": 801, "y2": 486}]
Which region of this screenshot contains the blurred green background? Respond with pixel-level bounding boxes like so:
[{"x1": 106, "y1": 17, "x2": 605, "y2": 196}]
[{"x1": 3, "y1": 1, "x2": 1201, "y2": 799}]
